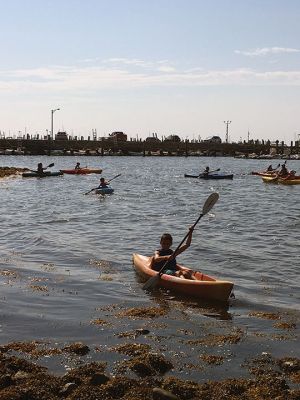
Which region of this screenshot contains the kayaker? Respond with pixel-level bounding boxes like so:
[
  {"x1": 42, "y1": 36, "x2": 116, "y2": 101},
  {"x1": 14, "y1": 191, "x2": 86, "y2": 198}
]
[
  {"x1": 152, "y1": 228, "x2": 196, "y2": 279},
  {"x1": 203, "y1": 166, "x2": 210, "y2": 176},
  {"x1": 97, "y1": 177, "x2": 109, "y2": 188},
  {"x1": 278, "y1": 163, "x2": 289, "y2": 177},
  {"x1": 75, "y1": 162, "x2": 81, "y2": 170},
  {"x1": 267, "y1": 164, "x2": 274, "y2": 171},
  {"x1": 37, "y1": 163, "x2": 46, "y2": 175}
]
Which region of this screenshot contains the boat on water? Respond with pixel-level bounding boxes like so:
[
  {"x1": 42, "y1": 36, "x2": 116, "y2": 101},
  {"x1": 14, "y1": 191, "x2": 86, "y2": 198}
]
[
  {"x1": 132, "y1": 253, "x2": 233, "y2": 302},
  {"x1": 94, "y1": 187, "x2": 114, "y2": 195},
  {"x1": 251, "y1": 171, "x2": 277, "y2": 177},
  {"x1": 22, "y1": 171, "x2": 63, "y2": 178},
  {"x1": 60, "y1": 168, "x2": 102, "y2": 175},
  {"x1": 184, "y1": 173, "x2": 233, "y2": 180},
  {"x1": 262, "y1": 174, "x2": 300, "y2": 185}
]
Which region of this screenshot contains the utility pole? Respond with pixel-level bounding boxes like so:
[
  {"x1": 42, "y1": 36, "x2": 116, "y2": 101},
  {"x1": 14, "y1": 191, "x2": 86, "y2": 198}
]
[
  {"x1": 51, "y1": 108, "x2": 60, "y2": 140},
  {"x1": 224, "y1": 120, "x2": 232, "y2": 143}
]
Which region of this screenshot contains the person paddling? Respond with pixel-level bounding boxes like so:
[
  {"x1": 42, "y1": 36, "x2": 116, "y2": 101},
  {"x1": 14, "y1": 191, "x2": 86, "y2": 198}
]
[
  {"x1": 199, "y1": 166, "x2": 220, "y2": 177},
  {"x1": 75, "y1": 162, "x2": 81, "y2": 170},
  {"x1": 97, "y1": 177, "x2": 109, "y2": 188},
  {"x1": 203, "y1": 166, "x2": 210, "y2": 176},
  {"x1": 152, "y1": 229, "x2": 196, "y2": 280},
  {"x1": 278, "y1": 163, "x2": 289, "y2": 177},
  {"x1": 37, "y1": 163, "x2": 47, "y2": 175}
]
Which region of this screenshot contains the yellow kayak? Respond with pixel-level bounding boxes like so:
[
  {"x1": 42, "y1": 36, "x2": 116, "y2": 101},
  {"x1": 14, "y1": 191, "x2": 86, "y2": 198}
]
[{"x1": 262, "y1": 175, "x2": 300, "y2": 185}]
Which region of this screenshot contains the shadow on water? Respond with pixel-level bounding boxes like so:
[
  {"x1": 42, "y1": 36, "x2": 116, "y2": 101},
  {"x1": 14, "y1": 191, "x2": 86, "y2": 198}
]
[{"x1": 140, "y1": 282, "x2": 233, "y2": 321}]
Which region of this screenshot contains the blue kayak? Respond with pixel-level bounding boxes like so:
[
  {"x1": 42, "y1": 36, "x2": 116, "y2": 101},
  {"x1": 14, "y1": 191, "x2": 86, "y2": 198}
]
[
  {"x1": 95, "y1": 187, "x2": 114, "y2": 195},
  {"x1": 184, "y1": 173, "x2": 233, "y2": 180}
]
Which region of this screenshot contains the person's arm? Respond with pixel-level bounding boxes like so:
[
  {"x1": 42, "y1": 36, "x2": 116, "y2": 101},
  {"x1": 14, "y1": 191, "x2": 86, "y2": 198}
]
[
  {"x1": 174, "y1": 227, "x2": 194, "y2": 257},
  {"x1": 153, "y1": 250, "x2": 172, "y2": 264}
]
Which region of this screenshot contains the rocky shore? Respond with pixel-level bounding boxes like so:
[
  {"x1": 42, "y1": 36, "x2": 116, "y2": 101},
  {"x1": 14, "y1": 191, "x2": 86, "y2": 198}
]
[
  {"x1": 0, "y1": 166, "x2": 27, "y2": 178},
  {"x1": 0, "y1": 341, "x2": 299, "y2": 400}
]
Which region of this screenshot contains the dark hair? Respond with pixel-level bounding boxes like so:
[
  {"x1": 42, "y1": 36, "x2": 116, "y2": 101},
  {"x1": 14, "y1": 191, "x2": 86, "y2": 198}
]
[
  {"x1": 100, "y1": 177, "x2": 105, "y2": 181},
  {"x1": 160, "y1": 233, "x2": 173, "y2": 244}
]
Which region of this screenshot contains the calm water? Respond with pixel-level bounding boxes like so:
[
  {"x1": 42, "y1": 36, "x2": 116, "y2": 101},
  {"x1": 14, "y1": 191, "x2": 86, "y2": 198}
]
[{"x1": 0, "y1": 155, "x2": 299, "y2": 381}]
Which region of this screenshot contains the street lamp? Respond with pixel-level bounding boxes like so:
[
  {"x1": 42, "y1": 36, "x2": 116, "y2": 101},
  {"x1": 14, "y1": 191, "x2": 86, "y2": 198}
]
[
  {"x1": 224, "y1": 120, "x2": 232, "y2": 143},
  {"x1": 51, "y1": 108, "x2": 60, "y2": 140}
]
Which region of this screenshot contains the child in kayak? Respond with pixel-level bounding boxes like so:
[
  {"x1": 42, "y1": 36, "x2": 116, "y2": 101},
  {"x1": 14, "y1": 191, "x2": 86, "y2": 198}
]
[
  {"x1": 37, "y1": 163, "x2": 46, "y2": 175},
  {"x1": 152, "y1": 228, "x2": 196, "y2": 279},
  {"x1": 97, "y1": 177, "x2": 109, "y2": 188},
  {"x1": 278, "y1": 163, "x2": 289, "y2": 177},
  {"x1": 202, "y1": 166, "x2": 210, "y2": 176}
]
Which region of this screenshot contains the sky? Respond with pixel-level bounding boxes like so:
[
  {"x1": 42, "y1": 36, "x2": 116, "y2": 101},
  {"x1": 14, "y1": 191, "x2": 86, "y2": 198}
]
[{"x1": 1, "y1": 0, "x2": 300, "y2": 143}]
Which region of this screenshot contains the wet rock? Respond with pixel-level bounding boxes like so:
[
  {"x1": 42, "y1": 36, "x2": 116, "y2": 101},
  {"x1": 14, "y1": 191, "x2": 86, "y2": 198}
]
[
  {"x1": 127, "y1": 352, "x2": 173, "y2": 377},
  {"x1": 0, "y1": 166, "x2": 27, "y2": 178},
  {"x1": 60, "y1": 382, "x2": 77, "y2": 395},
  {"x1": 89, "y1": 372, "x2": 110, "y2": 385},
  {"x1": 0, "y1": 374, "x2": 12, "y2": 389},
  {"x1": 63, "y1": 342, "x2": 90, "y2": 356},
  {"x1": 136, "y1": 328, "x2": 150, "y2": 335},
  {"x1": 14, "y1": 371, "x2": 31, "y2": 380},
  {"x1": 153, "y1": 387, "x2": 179, "y2": 400}
]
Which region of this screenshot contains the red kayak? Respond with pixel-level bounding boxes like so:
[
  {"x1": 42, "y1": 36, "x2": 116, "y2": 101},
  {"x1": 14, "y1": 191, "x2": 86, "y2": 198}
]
[{"x1": 60, "y1": 168, "x2": 102, "y2": 175}]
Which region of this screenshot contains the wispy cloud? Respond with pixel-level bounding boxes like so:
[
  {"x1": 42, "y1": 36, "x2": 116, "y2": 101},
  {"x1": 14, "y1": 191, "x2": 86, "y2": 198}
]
[
  {"x1": 1, "y1": 63, "x2": 300, "y2": 96},
  {"x1": 235, "y1": 47, "x2": 300, "y2": 57}
]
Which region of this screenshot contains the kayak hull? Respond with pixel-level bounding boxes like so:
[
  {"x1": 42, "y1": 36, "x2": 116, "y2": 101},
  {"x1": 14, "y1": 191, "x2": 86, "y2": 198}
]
[
  {"x1": 22, "y1": 171, "x2": 63, "y2": 178},
  {"x1": 185, "y1": 173, "x2": 233, "y2": 180},
  {"x1": 95, "y1": 187, "x2": 114, "y2": 195},
  {"x1": 262, "y1": 175, "x2": 300, "y2": 184},
  {"x1": 132, "y1": 253, "x2": 233, "y2": 302},
  {"x1": 279, "y1": 178, "x2": 300, "y2": 185},
  {"x1": 60, "y1": 168, "x2": 102, "y2": 175},
  {"x1": 251, "y1": 171, "x2": 277, "y2": 177}
]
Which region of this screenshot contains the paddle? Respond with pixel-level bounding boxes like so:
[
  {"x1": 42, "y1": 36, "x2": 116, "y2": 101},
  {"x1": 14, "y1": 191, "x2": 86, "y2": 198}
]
[
  {"x1": 143, "y1": 192, "x2": 219, "y2": 291},
  {"x1": 208, "y1": 168, "x2": 220, "y2": 174},
  {"x1": 46, "y1": 163, "x2": 54, "y2": 169},
  {"x1": 84, "y1": 173, "x2": 122, "y2": 195}
]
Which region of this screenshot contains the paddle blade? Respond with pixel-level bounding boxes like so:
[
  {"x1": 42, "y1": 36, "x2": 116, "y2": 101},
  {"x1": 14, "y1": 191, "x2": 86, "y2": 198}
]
[
  {"x1": 47, "y1": 163, "x2": 54, "y2": 168},
  {"x1": 142, "y1": 273, "x2": 160, "y2": 290},
  {"x1": 202, "y1": 192, "x2": 219, "y2": 215}
]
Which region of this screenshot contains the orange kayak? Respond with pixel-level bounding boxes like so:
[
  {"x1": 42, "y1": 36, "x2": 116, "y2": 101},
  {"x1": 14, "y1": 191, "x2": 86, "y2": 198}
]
[
  {"x1": 251, "y1": 171, "x2": 277, "y2": 177},
  {"x1": 60, "y1": 168, "x2": 102, "y2": 175},
  {"x1": 132, "y1": 253, "x2": 233, "y2": 302}
]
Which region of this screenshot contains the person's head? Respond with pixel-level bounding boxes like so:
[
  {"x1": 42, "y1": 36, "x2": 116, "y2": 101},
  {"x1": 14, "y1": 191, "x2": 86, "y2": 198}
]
[
  {"x1": 76, "y1": 162, "x2": 80, "y2": 166},
  {"x1": 100, "y1": 177, "x2": 105, "y2": 183},
  {"x1": 160, "y1": 233, "x2": 173, "y2": 250},
  {"x1": 38, "y1": 163, "x2": 42, "y2": 168},
  {"x1": 205, "y1": 166, "x2": 209, "y2": 172}
]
